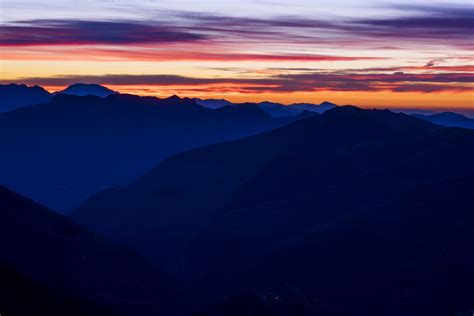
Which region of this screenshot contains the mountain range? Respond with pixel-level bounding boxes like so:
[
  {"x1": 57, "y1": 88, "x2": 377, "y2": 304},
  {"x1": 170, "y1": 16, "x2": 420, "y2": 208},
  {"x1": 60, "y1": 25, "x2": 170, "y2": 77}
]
[
  {"x1": 0, "y1": 91, "x2": 298, "y2": 211},
  {"x1": 0, "y1": 84, "x2": 474, "y2": 212},
  {"x1": 195, "y1": 98, "x2": 337, "y2": 117},
  {"x1": 73, "y1": 106, "x2": 474, "y2": 315},
  {"x1": 1, "y1": 82, "x2": 474, "y2": 314},
  {"x1": 0, "y1": 82, "x2": 472, "y2": 213}
]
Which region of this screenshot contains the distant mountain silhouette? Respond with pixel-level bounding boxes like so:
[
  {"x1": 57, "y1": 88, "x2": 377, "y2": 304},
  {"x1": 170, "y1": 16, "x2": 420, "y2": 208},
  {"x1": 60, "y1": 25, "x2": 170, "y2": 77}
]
[
  {"x1": 0, "y1": 83, "x2": 52, "y2": 112},
  {"x1": 0, "y1": 93, "x2": 294, "y2": 212},
  {"x1": 414, "y1": 112, "x2": 474, "y2": 129},
  {"x1": 289, "y1": 101, "x2": 336, "y2": 113},
  {"x1": 57, "y1": 83, "x2": 118, "y2": 97},
  {"x1": 194, "y1": 98, "x2": 233, "y2": 109},
  {"x1": 258, "y1": 102, "x2": 299, "y2": 117},
  {"x1": 0, "y1": 184, "x2": 177, "y2": 315},
  {"x1": 194, "y1": 98, "x2": 336, "y2": 117},
  {"x1": 73, "y1": 107, "x2": 474, "y2": 315}
]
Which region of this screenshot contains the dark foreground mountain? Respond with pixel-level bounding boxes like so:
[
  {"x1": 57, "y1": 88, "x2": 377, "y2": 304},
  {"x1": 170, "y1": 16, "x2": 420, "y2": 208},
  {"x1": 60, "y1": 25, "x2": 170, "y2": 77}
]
[
  {"x1": 0, "y1": 93, "x2": 293, "y2": 212},
  {"x1": 0, "y1": 185, "x2": 178, "y2": 315},
  {"x1": 74, "y1": 107, "x2": 474, "y2": 315},
  {"x1": 0, "y1": 83, "x2": 52, "y2": 112},
  {"x1": 414, "y1": 112, "x2": 474, "y2": 129},
  {"x1": 57, "y1": 83, "x2": 118, "y2": 97}
]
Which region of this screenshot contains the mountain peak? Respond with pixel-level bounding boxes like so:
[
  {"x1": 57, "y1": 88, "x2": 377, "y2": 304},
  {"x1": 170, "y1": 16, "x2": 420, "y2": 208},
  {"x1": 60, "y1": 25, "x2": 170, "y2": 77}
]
[
  {"x1": 166, "y1": 94, "x2": 181, "y2": 100},
  {"x1": 57, "y1": 83, "x2": 117, "y2": 98},
  {"x1": 320, "y1": 101, "x2": 336, "y2": 106}
]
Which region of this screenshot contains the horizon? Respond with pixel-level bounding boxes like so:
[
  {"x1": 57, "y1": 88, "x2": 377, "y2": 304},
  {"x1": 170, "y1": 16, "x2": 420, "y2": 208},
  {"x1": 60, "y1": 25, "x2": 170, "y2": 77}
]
[
  {"x1": 4, "y1": 81, "x2": 474, "y2": 116},
  {"x1": 1, "y1": 0, "x2": 473, "y2": 110}
]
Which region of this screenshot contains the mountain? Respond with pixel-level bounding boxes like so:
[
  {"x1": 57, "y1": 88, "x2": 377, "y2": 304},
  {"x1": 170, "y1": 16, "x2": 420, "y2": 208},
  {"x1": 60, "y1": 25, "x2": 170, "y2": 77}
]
[
  {"x1": 73, "y1": 107, "x2": 474, "y2": 314},
  {"x1": 0, "y1": 93, "x2": 293, "y2": 212},
  {"x1": 414, "y1": 112, "x2": 474, "y2": 129},
  {"x1": 258, "y1": 102, "x2": 299, "y2": 117},
  {"x1": 193, "y1": 98, "x2": 337, "y2": 117},
  {"x1": 0, "y1": 83, "x2": 52, "y2": 112},
  {"x1": 258, "y1": 101, "x2": 336, "y2": 117},
  {"x1": 57, "y1": 83, "x2": 117, "y2": 97},
  {"x1": 289, "y1": 101, "x2": 337, "y2": 113},
  {"x1": 0, "y1": 185, "x2": 177, "y2": 315},
  {"x1": 194, "y1": 98, "x2": 233, "y2": 109}
]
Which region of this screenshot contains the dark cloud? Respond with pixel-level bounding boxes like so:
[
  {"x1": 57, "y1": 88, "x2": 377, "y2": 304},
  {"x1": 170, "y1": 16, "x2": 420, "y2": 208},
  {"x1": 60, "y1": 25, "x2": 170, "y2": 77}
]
[{"x1": 0, "y1": 19, "x2": 206, "y2": 46}]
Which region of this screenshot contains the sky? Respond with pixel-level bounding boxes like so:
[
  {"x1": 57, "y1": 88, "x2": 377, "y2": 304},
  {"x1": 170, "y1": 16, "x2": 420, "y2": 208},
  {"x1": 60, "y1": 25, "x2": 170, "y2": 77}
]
[{"x1": 1, "y1": 0, "x2": 473, "y2": 109}]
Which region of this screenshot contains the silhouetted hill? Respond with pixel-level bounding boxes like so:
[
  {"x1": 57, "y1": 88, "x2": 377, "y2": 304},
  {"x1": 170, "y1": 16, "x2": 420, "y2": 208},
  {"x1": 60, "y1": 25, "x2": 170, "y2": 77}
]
[
  {"x1": 57, "y1": 83, "x2": 117, "y2": 97},
  {"x1": 414, "y1": 112, "x2": 474, "y2": 129},
  {"x1": 0, "y1": 185, "x2": 178, "y2": 315},
  {"x1": 0, "y1": 93, "x2": 293, "y2": 211},
  {"x1": 73, "y1": 106, "x2": 474, "y2": 314},
  {"x1": 0, "y1": 83, "x2": 52, "y2": 112}
]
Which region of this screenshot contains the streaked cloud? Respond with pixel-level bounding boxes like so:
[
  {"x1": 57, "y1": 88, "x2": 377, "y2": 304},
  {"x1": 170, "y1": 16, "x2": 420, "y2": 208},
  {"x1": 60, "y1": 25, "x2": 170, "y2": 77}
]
[
  {"x1": 0, "y1": 20, "x2": 206, "y2": 46},
  {"x1": 6, "y1": 71, "x2": 472, "y2": 94},
  {"x1": 2, "y1": 4, "x2": 472, "y2": 48}
]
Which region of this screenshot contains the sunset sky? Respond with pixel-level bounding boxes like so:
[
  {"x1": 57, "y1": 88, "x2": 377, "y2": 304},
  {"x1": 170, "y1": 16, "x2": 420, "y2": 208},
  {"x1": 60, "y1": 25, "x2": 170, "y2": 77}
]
[{"x1": 1, "y1": 0, "x2": 473, "y2": 109}]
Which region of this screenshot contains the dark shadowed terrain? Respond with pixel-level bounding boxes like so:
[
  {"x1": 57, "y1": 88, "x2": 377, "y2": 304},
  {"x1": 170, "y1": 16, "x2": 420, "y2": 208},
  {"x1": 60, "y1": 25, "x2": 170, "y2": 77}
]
[
  {"x1": 0, "y1": 185, "x2": 180, "y2": 316},
  {"x1": 74, "y1": 107, "x2": 474, "y2": 315},
  {"x1": 2, "y1": 83, "x2": 473, "y2": 315}
]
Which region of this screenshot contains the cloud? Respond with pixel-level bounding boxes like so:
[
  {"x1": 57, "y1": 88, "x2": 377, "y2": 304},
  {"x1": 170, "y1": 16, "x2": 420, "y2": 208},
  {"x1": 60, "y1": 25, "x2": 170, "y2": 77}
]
[
  {"x1": 0, "y1": 19, "x2": 206, "y2": 46},
  {"x1": 0, "y1": 45, "x2": 385, "y2": 62},
  {"x1": 6, "y1": 70, "x2": 472, "y2": 94},
  {"x1": 1, "y1": 4, "x2": 472, "y2": 49},
  {"x1": 176, "y1": 5, "x2": 474, "y2": 48}
]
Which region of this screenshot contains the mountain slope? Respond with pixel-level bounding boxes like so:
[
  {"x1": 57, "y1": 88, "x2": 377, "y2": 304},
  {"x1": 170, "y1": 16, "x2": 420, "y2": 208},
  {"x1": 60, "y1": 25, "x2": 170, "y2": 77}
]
[
  {"x1": 0, "y1": 83, "x2": 52, "y2": 112},
  {"x1": 73, "y1": 107, "x2": 474, "y2": 314},
  {"x1": 0, "y1": 185, "x2": 177, "y2": 315},
  {"x1": 0, "y1": 93, "x2": 293, "y2": 211},
  {"x1": 0, "y1": 262, "x2": 114, "y2": 316}
]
